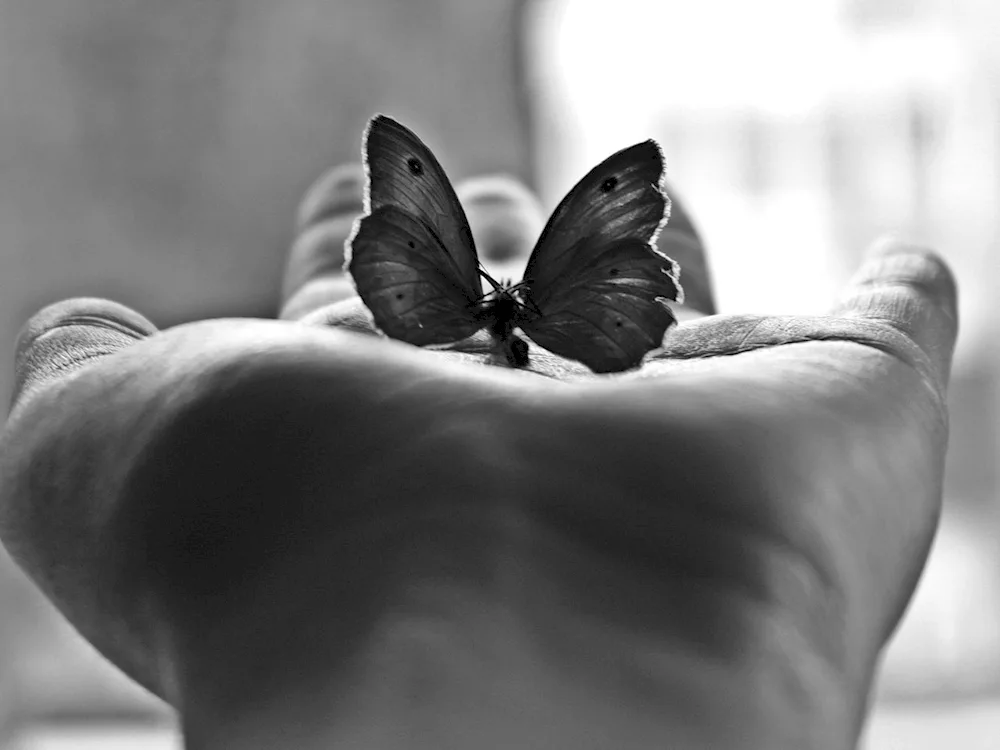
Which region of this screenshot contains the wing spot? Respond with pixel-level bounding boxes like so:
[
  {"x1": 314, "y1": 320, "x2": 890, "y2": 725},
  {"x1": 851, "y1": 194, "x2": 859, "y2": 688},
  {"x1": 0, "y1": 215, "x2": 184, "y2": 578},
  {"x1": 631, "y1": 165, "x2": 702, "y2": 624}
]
[
  {"x1": 407, "y1": 240, "x2": 416, "y2": 249},
  {"x1": 407, "y1": 158, "x2": 424, "y2": 176},
  {"x1": 600, "y1": 176, "x2": 619, "y2": 193},
  {"x1": 396, "y1": 293, "x2": 405, "y2": 300},
  {"x1": 615, "y1": 320, "x2": 623, "y2": 327}
]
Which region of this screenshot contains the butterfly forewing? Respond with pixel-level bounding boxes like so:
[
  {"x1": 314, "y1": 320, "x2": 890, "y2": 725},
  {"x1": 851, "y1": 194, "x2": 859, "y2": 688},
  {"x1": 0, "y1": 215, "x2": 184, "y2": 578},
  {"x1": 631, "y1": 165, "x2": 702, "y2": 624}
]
[
  {"x1": 347, "y1": 115, "x2": 484, "y2": 346},
  {"x1": 523, "y1": 141, "x2": 670, "y2": 292},
  {"x1": 362, "y1": 115, "x2": 483, "y2": 296}
]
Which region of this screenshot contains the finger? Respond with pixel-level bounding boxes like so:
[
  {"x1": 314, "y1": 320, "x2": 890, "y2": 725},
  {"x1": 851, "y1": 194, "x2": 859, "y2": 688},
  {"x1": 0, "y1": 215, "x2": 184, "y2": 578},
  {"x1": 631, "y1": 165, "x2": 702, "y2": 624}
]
[
  {"x1": 831, "y1": 236, "x2": 959, "y2": 389},
  {"x1": 279, "y1": 164, "x2": 365, "y2": 321},
  {"x1": 661, "y1": 184, "x2": 715, "y2": 316},
  {"x1": 456, "y1": 174, "x2": 546, "y2": 282},
  {"x1": 12, "y1": 298, "x2": 157, "y2": 411}
]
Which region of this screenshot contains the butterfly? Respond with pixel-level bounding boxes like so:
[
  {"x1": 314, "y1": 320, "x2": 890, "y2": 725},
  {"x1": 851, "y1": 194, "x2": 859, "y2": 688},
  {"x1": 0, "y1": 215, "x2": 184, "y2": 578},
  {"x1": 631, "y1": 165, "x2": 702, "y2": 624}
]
[{"x1": 346, "y1": 114, "x2": 683, "y2": 373}]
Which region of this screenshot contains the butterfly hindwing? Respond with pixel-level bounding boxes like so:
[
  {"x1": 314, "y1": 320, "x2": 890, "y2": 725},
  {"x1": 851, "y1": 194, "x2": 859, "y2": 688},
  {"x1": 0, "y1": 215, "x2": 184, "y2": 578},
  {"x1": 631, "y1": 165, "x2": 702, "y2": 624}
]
[
  {"x1": 347, "y1": 115, "x2": 484, "y2": 345},
  {"x1": 349, "y1": 204, "x2": 484, "y2": 345},
  {"x1": 519, "y1": 140, "x2": 682, "y2": 373},
  {"x1": 520, "y1": 239, "x2": 679, "y2": 373}
]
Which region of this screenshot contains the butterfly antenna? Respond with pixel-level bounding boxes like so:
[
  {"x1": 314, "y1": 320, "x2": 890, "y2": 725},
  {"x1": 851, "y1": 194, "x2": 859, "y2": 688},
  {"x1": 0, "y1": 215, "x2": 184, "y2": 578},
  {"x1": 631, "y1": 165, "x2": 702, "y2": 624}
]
[
  {"x1": 478, "y1": 264, "x2": 504, "y2": 292},
  {"x1": 504, "y1": 279, "x2": 542, "y2": 317}
]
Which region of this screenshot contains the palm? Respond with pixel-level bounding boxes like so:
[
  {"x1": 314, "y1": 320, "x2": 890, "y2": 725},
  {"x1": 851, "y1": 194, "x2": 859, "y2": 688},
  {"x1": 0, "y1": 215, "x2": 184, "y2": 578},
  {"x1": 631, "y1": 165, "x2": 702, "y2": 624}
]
[
  {"x1": 312, "y1": 288, "x2": 948, "y2": 656},
  {"x1": 0, "y1": 165, "x2": 957, "y2": 749}
]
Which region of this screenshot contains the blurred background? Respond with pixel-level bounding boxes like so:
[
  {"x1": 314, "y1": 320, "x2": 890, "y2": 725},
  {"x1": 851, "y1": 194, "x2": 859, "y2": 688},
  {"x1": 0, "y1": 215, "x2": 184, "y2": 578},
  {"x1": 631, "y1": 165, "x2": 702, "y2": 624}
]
[{"x1": 0, "y1": 0, "x2": 997, "y2": 747}]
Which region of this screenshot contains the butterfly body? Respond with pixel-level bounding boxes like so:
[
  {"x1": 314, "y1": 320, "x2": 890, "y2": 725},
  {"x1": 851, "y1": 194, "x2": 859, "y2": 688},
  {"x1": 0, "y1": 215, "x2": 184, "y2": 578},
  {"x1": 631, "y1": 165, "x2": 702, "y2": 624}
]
[
  {"x1": 347, "y1": 115, "x2": 684, "y2": 374},
  {"x1": 471, "y1": 280, "x2": 532, "y2": 367}
]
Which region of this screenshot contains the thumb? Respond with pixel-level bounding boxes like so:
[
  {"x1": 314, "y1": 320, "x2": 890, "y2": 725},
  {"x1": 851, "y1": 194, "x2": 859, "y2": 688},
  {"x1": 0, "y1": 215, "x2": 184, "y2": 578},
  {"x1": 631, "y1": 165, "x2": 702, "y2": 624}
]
[
  {"x1": 12, "y1": 298, "x2": 156, "y2": 412},
  {"x1": 831, "y1": 236, "x2": 959, "y2": 390}
]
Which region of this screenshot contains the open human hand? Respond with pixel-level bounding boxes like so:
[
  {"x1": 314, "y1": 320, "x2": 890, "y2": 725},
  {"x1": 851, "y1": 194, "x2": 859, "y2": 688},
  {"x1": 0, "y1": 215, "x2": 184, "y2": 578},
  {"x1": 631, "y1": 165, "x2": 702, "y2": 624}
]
[{"x1": 0, "y1": 159, "x2": 957, "y2": 750}]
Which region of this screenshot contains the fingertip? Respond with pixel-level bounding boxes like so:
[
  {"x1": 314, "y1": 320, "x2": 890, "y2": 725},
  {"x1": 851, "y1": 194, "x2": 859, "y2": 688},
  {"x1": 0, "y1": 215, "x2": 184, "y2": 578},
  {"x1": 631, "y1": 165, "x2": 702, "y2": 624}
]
[
  {"x1": 298, "y1": 297, "x2": 380, "y2": 334},
  {"x1": 836, "y1": 235, "x2": 959, "y2": 388},
  {"x1": 457, "y1": 174, "x2": 542, "y2": 210},
  {"x1": 864, "y1": 235, "x2": 958, "y2": 304},
  {"x1": 852, "y1": 235, "x2": 959, "y2": 322},
  {"x1": 16, "y1": 298, "x2": 157, "y2": 356},
  {"x1": 13, "y1": 298, "x2": 157, "y2": 409},
  {"x1": 295, "y1": 163, "x2": 366, "y2": 233},
  {"x1": 283, "y1": 163, "x2": 367, "y2": 317},
  {"x1": 281, "y1": 216, "x2": 359, "y2": 307}
]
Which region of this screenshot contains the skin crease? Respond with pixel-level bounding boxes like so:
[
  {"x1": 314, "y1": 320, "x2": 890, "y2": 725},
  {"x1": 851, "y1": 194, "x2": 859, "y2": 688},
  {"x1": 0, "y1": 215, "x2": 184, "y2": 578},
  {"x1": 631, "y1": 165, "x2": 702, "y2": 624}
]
[{"x1": 0, "y1": 162, "x2": 957, "y2": 749}]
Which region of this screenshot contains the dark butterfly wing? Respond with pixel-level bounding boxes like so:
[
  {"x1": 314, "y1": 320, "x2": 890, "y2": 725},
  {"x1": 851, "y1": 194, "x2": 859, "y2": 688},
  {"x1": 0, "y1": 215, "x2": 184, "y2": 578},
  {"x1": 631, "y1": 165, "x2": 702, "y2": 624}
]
[
  {"x1": 347, "y1": 114, "x2": 484, "y2": 345},
  {"x1": 349, "y1": 204, "x2": 485, "y2": 345},
  {"x1": 360, "y1": 114, "x2": 482, "y2": 295},
  {"x1": 523, "y1": 140, "x2": 671, "y2": 290},
  {"x1": 520, "y1": 239, "x2": 680, "y2": 373},
  {"x1": 519, "y1": 140, "x2": 683, "y2": 373}
]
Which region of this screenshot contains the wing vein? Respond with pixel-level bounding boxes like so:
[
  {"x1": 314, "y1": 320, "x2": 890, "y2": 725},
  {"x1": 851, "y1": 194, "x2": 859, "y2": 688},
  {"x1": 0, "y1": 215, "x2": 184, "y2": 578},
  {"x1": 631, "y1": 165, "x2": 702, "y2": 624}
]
[{"x1": 557, "y1": 311, "x2": 632, "y2": 357}]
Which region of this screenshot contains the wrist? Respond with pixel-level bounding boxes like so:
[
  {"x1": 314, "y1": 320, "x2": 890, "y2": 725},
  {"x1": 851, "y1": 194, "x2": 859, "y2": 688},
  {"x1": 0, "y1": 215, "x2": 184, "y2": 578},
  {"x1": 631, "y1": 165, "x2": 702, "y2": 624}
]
[{"x1": 161, "y1": 507, "x2": 857, "y2": 750}]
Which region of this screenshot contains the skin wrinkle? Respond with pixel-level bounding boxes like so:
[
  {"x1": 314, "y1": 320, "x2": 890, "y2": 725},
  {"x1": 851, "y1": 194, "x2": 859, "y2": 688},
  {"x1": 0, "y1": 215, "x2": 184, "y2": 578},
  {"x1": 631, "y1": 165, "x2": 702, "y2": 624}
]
[
  {"x1": 729, "y1": 316, "x2": 772, "y2": 352},
  {"x1": 14, "y1": 341, "x2": 134, "y2": 408},
  {"x1": 300, "y1": 292, "x2": 947, "y2": 401},
  {"x1": 848, "y1": 260, "x2": 956, "y2": 304},
  {"x1": 41, "y1": 313, "x2": 154, "y2": 339},
  {"x1": 655, "y1": 318, "x2": 944, "y2": 399},
  {"x1": 32, "y1": 308, "x2": 908, "y2": 382}
]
